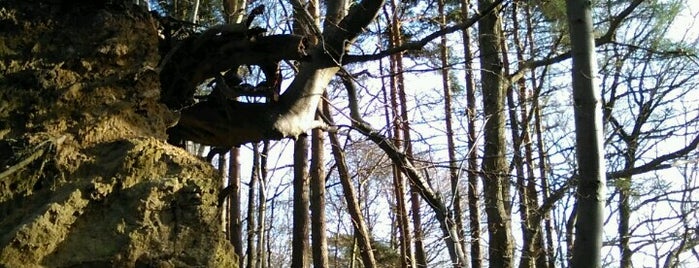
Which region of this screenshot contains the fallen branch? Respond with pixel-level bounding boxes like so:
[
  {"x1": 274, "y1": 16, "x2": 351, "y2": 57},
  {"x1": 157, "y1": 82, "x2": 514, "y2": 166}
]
[{"x1": 0, "y1": 136, "x2": 66, "y2": 181}]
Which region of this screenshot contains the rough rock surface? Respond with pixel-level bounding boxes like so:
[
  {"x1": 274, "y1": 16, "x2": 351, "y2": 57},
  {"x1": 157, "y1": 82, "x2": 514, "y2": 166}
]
[{"x1": 0, "y1": 1, "x2": 235, "y2": 267}]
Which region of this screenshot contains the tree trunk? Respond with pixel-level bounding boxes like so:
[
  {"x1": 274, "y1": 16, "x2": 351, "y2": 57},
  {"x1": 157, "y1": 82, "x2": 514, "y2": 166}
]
[
  {"x1": 310, "y1": 108, "x2": 329, "y2": 268},
  {"x1": 438, "y1": 0, "x2": 467, "y2": 266},
  {"x1": 257, "y1": 142, "x2": 269, "y2": 268},
  {"x1": 324, "y1": 98, "x2": 378, "y2": 268},
  {"x1": 567, "y1": 0, "x2": 607, "y2": 267},
  {"x1": 534, "y1": 96, "x2": 557, "y2": 268},
  {"x1": 618, "y1": 187, "x2": 631, "y2": 268},
  {"x1": 228, "y1": 147, "x2": 243, "y2": 264},
  {"x1": 390, "y1": 5, "x2": 429, "y2": 265},
  {"x1": 384, "y1": 4, "x2": 414, "y2": 266},
  {"x1": 246, "y1": 144, "x2": 260, "y2": 268},
  {"x1": 510, "y1": 2, "x2": 546, "y2": 267},
  {"x1": 344, "y1": 73, "x2": 468, "y2": 267},
  {"x1": 565, "y1": 204, "x2": 577, "y2": 265},
  {"x1": 477, "y1": 0, "x2": 515, "y2": 267},
  {"x1": 292, "y1": 137, "x2": 310, "y2": 268},
  {"x1": 460, "y1": 0, "x2": 483, "y2": 266},
  {"x1": 523, "y1": 3, "x2": 555, "y2": 267},
  {"x1": 397, "y1": 37, "x2": 428, "y2": 268},
  {"x1": 222, "y1": 0, "x2": 247, "y2": 24},
  {"x1": 404, "y1": 68, "x2": 428, "y2": 268},
  {"x1": 219, "y1": 10, "x2": 247, "y2": 265},
  {"x1": 503, "y1": 9, "x2": 533, "y2": 267}
]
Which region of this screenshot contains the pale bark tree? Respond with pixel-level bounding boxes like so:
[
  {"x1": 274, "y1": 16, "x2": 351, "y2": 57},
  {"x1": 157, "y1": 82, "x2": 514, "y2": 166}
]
[
  {"x1": 222, "y1": 0, "x2": 246, "y2": 24},
  {"x1": 228, "y1": 147, "x2": 243, "y2": 264},
  {"x1": 567, "y1": 0, "x2": 606, "y2": 267},
  {"x1": 290, "y1": 0, "x2": 319, "y2": 266},
  {"x1": 220, "y1": 5, "x2": 244, "y2": 260},
  {"x1": 310, "y1": 107, "x2": 329, "y2": 268},
  {"x1": 257, "y1": 142, "x2": 269, "y2": 268},
  {"x1": 166, "y1": 0, "x2": 384, "y2": 147}
]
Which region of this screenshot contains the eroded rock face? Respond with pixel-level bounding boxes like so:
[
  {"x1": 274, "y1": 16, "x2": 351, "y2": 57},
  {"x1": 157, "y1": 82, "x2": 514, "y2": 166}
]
[{"x1": 0, "y1": 1, "x2": 235, "y2": 267}]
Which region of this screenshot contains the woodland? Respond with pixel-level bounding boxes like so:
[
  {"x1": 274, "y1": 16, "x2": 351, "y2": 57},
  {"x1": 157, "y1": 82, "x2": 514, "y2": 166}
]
[{"x1": 0, "y1": 0, "x2": 698, "y2": 267}]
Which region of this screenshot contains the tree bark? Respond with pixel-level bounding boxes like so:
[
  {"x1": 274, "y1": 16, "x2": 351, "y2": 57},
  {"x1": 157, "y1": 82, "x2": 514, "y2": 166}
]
[
  {"x1": 246, "y1": 144, "x2": 259, "y2": 268},
  {"x1": 222, "y1": 0, "x2": 246, "y2": 24},
  {"x1": 524, "y1": 3, "x2": 556, "y2": 266},
  {"x1": 228, "y1": 147, "x2": 243, "y2": 264},
  {"x1": 460, "y1": 0, "x2": 483, "y2": 266},
  {"x1": 438, "y1": 0, "x2": 467, "y2": 266},
  {"x1": 257, "y1": 142, "x2": 269, "y2": 268},
  {"x1": 292, "y1": 137, "x2": 310, "y2": 268},
  {"x1": 534, "y1": 96, "x2": 557, "y2": 268},
  {"x1": 510, "y1": 2, "x2": 546, "y2": 267},
  {"x1": 310, "y1": 109, "x2": 329, "y2": 268},
  {"x1": 477, "y1": 0, "x2": 515, "y2": 267},
  {"x1": 567, "y1": 0, "x2": 607, "y2": 267}
]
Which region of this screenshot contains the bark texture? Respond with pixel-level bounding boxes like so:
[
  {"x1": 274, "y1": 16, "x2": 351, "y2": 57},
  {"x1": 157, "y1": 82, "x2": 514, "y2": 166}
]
[
  {"x1": 291, "y1": 137, "x2": 310, "y2": 268},
  {"x1": 477, "y1": 0, "x2": 515, "y2": 267},
  {"x1": 310, "y1": 111, "x2": 329, "y2": 268}
]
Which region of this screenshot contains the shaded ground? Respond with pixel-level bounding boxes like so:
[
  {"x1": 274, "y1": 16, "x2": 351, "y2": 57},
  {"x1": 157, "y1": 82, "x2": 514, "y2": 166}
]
[{"x1": 0, "y1": 1, "x2": 235, "y2": 267}]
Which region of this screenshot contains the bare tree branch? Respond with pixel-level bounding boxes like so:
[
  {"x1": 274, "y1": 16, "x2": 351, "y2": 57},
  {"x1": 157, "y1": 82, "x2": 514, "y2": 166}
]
[
  {"x1": 168, "y1": 0, "x2": 386, "y2": 147},
  {"x1": 341, "y1": 0, "x2": 505, "y2": 64},
  {"x1": 608, "y1": 134, "x2": 699, "y2": 179},
  {"x1": 509, "y1": 0, "x2": 645, "y2": 83}
]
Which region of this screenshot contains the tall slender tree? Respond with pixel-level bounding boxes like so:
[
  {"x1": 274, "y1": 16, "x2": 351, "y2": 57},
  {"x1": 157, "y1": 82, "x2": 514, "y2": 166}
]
[
  {"x1": 394, "y1": 8, "x2": 429, "y2": 268},
  {"x1": 257, "y1": 142, "x2": 269, "y2": 268},
  {"x1": 220, "y1": 1, "x2": 247, "y2": 263},
  {"x1": 228, "y1": 147, "x2": 243, "y2": 265},
  {"x1": 310, "y1": 106, "x2": 329, "y2": 268},
  {"x1": 247, "y1": 144, "x2": 260, "y2": 268},
  {"x1": 477, "y1": 0, "x2": 515, "y2": 266},
  {"x1": 509, "y1": 2, "x2": 547, "y2": 267},
  {"x1": 292, "y1": 136, "x2": 310, "y2": 268},
  {"x1": 567, "y1": 0, "x2": 606, "y2": 267},
  {"x1": 459, "y1": 1, "x2": 483, "y2": 267},
  {"x1": 384, "y1": 2, "x2": 414, "y2": 266},
  {"x1": 324, "y1": 87, "x2": 378, "y2": 268},
  {"x1": 437, "y1": 0, "x2": 467, "y2": 266}
]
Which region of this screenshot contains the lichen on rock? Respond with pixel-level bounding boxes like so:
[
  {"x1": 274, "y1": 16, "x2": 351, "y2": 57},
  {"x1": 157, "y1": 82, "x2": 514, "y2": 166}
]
[{"x1": 0, "y1": 1, "x2": 236, "y2": 267}]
